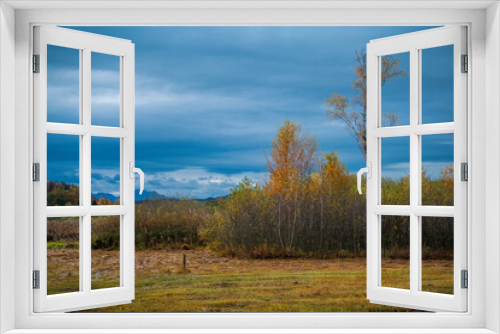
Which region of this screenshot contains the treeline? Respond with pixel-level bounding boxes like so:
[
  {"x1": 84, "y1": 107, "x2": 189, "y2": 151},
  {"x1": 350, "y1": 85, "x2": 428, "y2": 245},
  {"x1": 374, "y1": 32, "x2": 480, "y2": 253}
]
[
  {"x1": 202, "y1": 120, "x2": 454, "y2": 259},
  {"x1": 47, "y1": 181, "x2": 79, "y2": 206},
  {"x1": 135, "y1": 199, "x2": 212, "y2": 249},
  {"x1": 47, "y1": 199, "x2": 212, "y2": 251},
  {"x1": 47, "y1": 181, "x2": 121, "y2": 206},
  {"x1": 47, "y1": 120, "x2": 454, "y2": 259},
  {"x1": 201, "y1": 155, "x2": 365, "y2": 258},
  {"x1": 89, "y1": 200, "x2": 212, "y2": 251}
]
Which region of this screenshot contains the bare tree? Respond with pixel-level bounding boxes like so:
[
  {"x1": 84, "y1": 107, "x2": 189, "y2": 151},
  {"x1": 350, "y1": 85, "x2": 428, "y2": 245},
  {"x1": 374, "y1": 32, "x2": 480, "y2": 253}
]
[{"x1": 325, "y1": 51, "x2": 407, "y2": 160}]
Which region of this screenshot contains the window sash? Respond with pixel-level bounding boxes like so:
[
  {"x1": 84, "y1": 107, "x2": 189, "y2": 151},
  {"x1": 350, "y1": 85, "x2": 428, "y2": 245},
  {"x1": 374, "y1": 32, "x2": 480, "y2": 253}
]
[
  {"x1": 366, "y1": 26, "x2": 468, "y2": 312},
  {"x1": 32, "y1": 25, "x2": 136, "y2": 313}
]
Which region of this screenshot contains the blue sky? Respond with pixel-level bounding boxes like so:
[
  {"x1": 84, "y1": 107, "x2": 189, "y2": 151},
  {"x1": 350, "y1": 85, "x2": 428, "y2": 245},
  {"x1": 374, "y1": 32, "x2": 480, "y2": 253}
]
[{"x1": 47, "y1": 26, "x2": 454, "y2": 199}]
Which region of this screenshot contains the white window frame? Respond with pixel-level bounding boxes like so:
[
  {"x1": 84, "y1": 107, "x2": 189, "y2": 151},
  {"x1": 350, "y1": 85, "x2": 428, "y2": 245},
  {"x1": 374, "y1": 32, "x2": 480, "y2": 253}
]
[
  {"x1": 1, "y1": 1, "x2": 499, "y2": 333},
  {"x1": 365, "y1": 26, "x2": 468, "y2": 312},
  {"x1": 33, "y1": 26, "x2": 136, "y2": 313}
]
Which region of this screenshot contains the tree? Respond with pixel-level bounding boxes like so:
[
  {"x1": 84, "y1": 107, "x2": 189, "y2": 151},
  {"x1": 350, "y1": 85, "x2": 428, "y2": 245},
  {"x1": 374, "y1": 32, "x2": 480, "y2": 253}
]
[
  {"x1": 325, "y1": 51, "x2": 407, "y2": 159},
  {"x1": 46, "y1": 180, "x2": 79, "y2": 206},
  {"x1": 97, "y1": 196, "x2": 112, "y2": 205},
  {"x1": 265, "y1": 120, "x2": 319, "y2": 254},
  {"x1": 265, "y1": 119, "x2": 318, "y2": 195}
]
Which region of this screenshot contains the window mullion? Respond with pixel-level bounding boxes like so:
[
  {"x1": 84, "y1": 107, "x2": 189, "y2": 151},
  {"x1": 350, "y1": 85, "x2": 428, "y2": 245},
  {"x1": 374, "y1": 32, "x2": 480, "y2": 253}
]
[
  {"x1": 413, "y1": 123, "x2": 454, "y2": 135},
  {"x1": 409, "y1": 47, "x2": 420, "y2": 294},
  {"x1": 47, "y1": 123, "x2": 88, "y2": 136},
  {"x1": 82, "y1": 48, "x2": 92, "y2": 294}
]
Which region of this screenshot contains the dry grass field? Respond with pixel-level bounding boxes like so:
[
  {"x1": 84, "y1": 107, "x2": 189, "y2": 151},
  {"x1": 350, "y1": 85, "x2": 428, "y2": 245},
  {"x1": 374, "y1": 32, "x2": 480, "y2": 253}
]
[{"x1": 46, "y1": 249, "x2": 453, "y2": 313}]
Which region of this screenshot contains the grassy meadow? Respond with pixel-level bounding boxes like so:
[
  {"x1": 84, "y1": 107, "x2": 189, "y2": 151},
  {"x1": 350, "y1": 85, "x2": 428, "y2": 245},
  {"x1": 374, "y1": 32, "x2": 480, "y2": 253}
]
[{"x1": 45, "y1": 248, "x2": 453, "y2": 313}]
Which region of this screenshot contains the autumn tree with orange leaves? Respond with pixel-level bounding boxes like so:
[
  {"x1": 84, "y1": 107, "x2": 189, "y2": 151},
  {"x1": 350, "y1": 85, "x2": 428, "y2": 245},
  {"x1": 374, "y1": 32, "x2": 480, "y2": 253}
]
[
  {"x1": 266, "y1": 120, "x2": 318, "y2": 195},
  {"x1": 265, "y1": 120, "x2": 319, "y2": 253}
]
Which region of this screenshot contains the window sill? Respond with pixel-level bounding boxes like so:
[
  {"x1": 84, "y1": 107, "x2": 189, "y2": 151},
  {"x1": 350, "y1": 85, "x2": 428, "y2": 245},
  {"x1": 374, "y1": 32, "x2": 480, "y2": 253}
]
[{"x1": 4, "y1": 329, "x2": 497, "y2": 334}]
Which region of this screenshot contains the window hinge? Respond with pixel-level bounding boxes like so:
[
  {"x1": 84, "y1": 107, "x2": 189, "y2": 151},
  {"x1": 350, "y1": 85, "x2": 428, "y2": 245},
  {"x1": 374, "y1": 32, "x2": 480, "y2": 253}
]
[
  {"x1": 33, "y1": 54, "x2": 40, "y2": 73},
  {"x1": 461, "y1": 54, "x2": 468, "y2": 73},
  {"x1": 461, "y1": 270, "x2": 468, "y2": 289},
  {"x1": 33, "y1": 270, "x2": 40, "y2": 289},
  {"x1": 461, "y1": 162, "x2": 468, "y2": 182},
  {"x1": 33, "y1": 163, "x2": 40, "y2": 182}
]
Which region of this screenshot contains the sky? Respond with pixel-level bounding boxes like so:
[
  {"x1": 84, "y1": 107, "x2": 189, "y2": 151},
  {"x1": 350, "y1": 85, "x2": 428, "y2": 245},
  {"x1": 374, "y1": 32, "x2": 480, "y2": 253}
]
[{"x1": 46, "y1": 26, "x2": 454, "y2": 199}]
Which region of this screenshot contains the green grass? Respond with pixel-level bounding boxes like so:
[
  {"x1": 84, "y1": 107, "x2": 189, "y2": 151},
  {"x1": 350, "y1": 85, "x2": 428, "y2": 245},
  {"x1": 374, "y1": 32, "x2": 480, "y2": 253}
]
[
  {"x1": 46, "y1": 249, "x2": 453, "y2": 312},
  {"x1": 47, "y1": 241, "x2": 79, "y2": 250}
]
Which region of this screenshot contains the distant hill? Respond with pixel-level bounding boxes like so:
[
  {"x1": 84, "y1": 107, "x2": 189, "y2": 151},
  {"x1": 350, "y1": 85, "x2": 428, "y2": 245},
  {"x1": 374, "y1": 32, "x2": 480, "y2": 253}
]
[
  {"x1": 135, "y1": 190, "x2": 166, "y2": 201},
  {"x1": 196, "y1": 195, "x2": 227, "y2": 202},
  {"x1": 92, "y1": 190, "x2": 167, "y2": 202},
  {"x1": 48, "y1": 181, "x2": 221, "y2": 204},
  {"x1": 91, "y1": 191, "x2": 227, "y2": 202},
  {"x1": 92, "y1": 193, "x2": 119, "y2": 203}
]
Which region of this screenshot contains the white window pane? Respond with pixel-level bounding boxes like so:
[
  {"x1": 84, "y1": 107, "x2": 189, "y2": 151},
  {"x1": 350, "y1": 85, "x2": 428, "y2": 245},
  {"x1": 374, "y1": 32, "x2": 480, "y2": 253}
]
[
  {"x1": 47, "y1": 45, "x2": 80, "y2": 124},
  {"x1": 47, "y1": 133, "x2": 80, "y2": 206},
  {"x1": 381, "y1": 52, "x2": 410, "y2": 127},
  {"x1": 421, "y1": 45, "x2": 454, "y2": 124},
  {"x1": 91, "y1": 137, "x2": 121, "y2": 205},
  {"x1": 421, "y1": 133, "x2": 454, "y2": 206},
  {"x1": 381, "y1": 137, "x2": 410, "y2": 205},
  {"x1": 381, "y1": 215, "x2": 410, "y2": 290},
  {"x1": 92, "y1": 52, "x2": 121, "y2": 127},
  {"x1": 421, "y1": 217, "x2": 454, "y2": 295},
  {"x1": 91, "y1": 216, "x2": 121, "y2": 290},
  {"x1": 47, "y1": 217, "x2": 80, "y2": 295}
]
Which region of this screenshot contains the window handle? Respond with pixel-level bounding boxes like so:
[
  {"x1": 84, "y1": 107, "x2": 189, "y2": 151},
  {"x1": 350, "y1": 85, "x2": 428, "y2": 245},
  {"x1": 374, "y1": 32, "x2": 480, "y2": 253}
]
[
  {"x1": 357, "y1": 162, "x2": 372, "y2": 195},
  {"x1": 129, "y1": 162, "x2": 145, "y2": 195}
]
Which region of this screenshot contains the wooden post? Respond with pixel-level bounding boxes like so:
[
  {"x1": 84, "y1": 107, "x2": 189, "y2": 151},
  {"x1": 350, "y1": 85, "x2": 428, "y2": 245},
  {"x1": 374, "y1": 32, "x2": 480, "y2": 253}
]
[{"x1": 182, "y1": 254, "x2": 186, "y2": 270}]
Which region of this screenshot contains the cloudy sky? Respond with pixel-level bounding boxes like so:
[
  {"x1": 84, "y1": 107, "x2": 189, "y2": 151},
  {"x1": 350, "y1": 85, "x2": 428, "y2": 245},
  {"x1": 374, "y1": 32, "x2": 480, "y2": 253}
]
[{"x1": 46, "y1": 26, "x2": 454, "y2": 199}]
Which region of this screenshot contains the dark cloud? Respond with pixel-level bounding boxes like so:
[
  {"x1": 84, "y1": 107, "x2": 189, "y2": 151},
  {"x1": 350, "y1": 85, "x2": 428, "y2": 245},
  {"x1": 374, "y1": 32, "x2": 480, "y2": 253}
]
[{"x1": 47, "y1": 26, "x2": 452, "y2": 198}]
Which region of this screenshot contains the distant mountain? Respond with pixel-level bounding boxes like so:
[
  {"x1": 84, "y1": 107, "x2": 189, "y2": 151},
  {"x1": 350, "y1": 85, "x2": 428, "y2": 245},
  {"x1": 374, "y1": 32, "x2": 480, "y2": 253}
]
[
  {"x1": 92, "y1": 193, "x2": 119, "y2": 203},
  {"x1": 135, "y1": 190, "x2": 166, "y2": 201},
  {"x1": 196, "y1": 195, "x2": 227, "y2": 202},
  {"x1": 91, "y1": 190, "x2": 166, "y2": 202}
]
